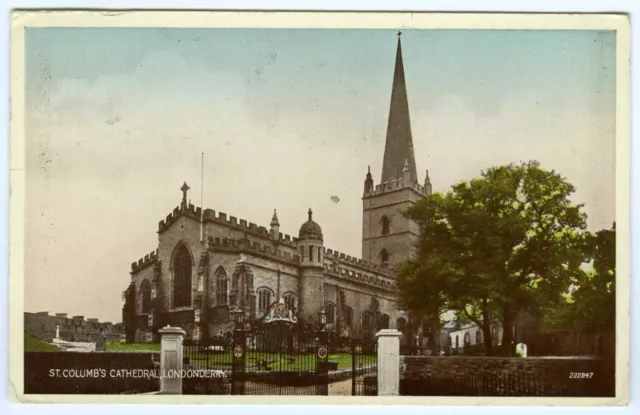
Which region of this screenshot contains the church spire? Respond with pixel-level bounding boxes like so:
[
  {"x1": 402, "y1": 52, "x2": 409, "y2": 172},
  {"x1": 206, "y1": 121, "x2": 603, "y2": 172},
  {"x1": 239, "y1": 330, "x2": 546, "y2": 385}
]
[{"x1": 381, "y1": 32, "x2": 417, "y2": 184}]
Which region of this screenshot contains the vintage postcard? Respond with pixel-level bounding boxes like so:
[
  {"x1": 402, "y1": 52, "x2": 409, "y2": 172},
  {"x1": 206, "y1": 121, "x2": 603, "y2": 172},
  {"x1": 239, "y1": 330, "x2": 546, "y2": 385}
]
[{"x1": 9, "y1": 10, "x2": 630, "y2": 405}]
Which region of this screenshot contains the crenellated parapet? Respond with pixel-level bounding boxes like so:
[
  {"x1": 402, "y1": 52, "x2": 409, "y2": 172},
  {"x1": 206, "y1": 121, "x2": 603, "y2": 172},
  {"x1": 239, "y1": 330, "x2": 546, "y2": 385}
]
[
  {"x1": 131, "y1": 250, "x2": 158, "y2": 273},
  {"x1": 322, "y1": 261, "x2": 396, "y2": 292},
  {"x1": 322, "y1": 248, "x2": 397, "y2": 292},
  {"x1": 207, "y1": 236, "x2": 300, "y2": 265},
  {"x1": 323, "y1": 248, "x2": 396, "y2": 277},
  {"x1": 363, "y1": 176, "x2": 426, "y2": 198},
  {"x1": 157, "y1": 204, "x2": 299, "y2": 247}
]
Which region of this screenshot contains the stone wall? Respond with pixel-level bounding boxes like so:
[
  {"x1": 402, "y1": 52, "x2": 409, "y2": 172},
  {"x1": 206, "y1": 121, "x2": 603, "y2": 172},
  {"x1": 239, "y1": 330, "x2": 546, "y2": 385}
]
[
  {"x1": 400, "y1": 356, "x2": 615, "y2": 397},
  {"x1": 24, "y1": 312, "x2": 123, "y2": 343}
]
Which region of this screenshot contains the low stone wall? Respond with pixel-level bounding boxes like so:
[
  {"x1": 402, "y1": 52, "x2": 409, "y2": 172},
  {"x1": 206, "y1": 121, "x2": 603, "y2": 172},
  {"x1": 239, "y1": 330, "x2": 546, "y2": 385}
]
[
  {"x1": 24, "y1": 351, "x2": 160, "y2": 394},
  {"x1": 400, "y1": 356, "x2": 614, "y2": 397}
]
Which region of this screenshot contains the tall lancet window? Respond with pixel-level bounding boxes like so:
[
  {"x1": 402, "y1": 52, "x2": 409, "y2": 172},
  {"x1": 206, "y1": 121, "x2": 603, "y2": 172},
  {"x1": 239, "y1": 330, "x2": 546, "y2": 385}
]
[
  {"x1": 381, "y1": 216, "x2": 390, "y2": 235},
  {"x1": 257, "y1": 288, "x2": 273, "y2": 314},
  {"x1": 214, "y1": 267, "x2": 228, "y2": 306},
  {"x1": 140, "y1": 279, "x2": 152, "y2": 314},
  {"x1": 380, "y1": 249, "x2": 390, "y2": 266},
  {"x1": 172, "y1": 243, "x2": 192, "y2": 308}
]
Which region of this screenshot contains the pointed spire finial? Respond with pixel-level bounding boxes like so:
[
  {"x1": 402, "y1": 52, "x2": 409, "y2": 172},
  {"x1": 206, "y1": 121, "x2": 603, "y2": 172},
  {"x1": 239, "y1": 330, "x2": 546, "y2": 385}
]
[
  {"x1": 271, "y1": 209, "x2": 280, "y2": 227},
  {"x1": 308, "y1": 208, "x2": 313, "y2": 221},
  {"x1": 397, "y1": 31, "x2": 402, "y2": 37},
  {"x1": 368, "y1": 165, "x2": 371, "y2": 174}
]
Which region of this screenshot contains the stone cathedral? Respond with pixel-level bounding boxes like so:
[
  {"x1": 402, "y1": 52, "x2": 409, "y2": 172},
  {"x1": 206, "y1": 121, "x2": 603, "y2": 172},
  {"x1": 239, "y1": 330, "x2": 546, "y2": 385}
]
[{"x1": 122, "y1": 34, "x2": 433, "y2": 343}]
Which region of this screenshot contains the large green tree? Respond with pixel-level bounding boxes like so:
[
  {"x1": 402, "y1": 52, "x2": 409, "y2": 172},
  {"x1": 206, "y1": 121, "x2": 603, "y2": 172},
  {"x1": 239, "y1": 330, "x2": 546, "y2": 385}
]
[
  {"x1": 397, "y1": 161, "x2": 589, "y2": 355},
  {"x1": 540, "y1": 224, "x2": 616, "y2": 333}
]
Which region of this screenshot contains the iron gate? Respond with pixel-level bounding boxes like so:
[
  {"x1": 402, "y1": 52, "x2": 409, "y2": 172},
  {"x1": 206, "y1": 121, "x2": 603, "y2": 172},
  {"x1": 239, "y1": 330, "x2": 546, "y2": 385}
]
[
  {"x1": 351, "y1": 341, "x2": 377, "y2": 396},
  {"x1": 182, "y1": 300, "x2": 329, "y2": 395},
  {"x1": 182, "y1": 337, "x2": 233, "y2": 395},
  {"x1": 237, "y1": 322, "x2": 328, "y2": 395}
]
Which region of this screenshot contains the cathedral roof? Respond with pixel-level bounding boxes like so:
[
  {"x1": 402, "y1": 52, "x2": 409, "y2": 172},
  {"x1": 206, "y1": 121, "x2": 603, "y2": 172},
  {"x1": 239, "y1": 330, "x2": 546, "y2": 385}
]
[{"x1": 298, "y1": 209, "x2": 323, "y2": 241}]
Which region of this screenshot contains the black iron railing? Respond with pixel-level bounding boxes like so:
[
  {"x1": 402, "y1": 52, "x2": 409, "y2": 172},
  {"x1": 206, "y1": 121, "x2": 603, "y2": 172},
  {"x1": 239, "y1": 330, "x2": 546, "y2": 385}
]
[{"x1": 182, "y1": 338, "x2": 233, "y2": 395}]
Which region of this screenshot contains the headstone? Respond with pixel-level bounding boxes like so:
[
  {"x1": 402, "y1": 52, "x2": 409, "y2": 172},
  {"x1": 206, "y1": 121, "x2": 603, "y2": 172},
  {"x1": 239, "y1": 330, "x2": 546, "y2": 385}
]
[{"x1": 516, "y1": 342, "x2": 527, "y2": 358}]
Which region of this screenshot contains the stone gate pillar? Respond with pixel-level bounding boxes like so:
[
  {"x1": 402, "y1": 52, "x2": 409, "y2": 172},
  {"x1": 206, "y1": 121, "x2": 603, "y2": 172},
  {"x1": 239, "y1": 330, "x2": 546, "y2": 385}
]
[
  {"x1": 376, "y1": 329, "x2": 402, "y2": 396},
  {"x1": 159, "y1": 326, "x2": 186, "y2": 394}
]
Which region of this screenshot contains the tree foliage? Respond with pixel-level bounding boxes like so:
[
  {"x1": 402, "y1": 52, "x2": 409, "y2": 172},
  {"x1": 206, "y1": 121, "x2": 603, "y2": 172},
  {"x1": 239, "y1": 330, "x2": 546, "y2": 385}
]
[
  {"x1": 397, "y1": 161, "x2": 589, "y2": 355},
  {"x1": 540, "y1": 224, "x2": 616, "y2": 333}
]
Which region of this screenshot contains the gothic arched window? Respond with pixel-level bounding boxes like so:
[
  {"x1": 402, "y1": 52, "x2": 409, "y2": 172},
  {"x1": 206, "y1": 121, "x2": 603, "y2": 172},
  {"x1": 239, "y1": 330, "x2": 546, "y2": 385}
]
[
  {"x1": 464, "y1": 332, "x2": 471, "y2": 346},
  {"x1": 214, "y1": 267, "x2": 228, "y2": 306},
  {"x1": 379, "y1": 314, "x2": 390, "y2": 329},
  {"x1": 140, "y1": 279, "x2": 152, "y2": 314},
  {"x1": 396, "y1": 317, "x2": 407, "y2": 332},
  {"x1": 325, "y1": 303, "x2": 336, "y2": 324},
  {"x1": 380, "y1": 249, "x2": 390, "y2": 266},
  {"x1": 476, "y1": 330, "x2": 482, "y2": 344},
  {"x1": 363, "y1": 311, "x2": 374, "y2": 330},
  {"x1": 381, "y1": 216, "x2": 390, "y2": 235},
  {"x1": 172, "y1": 243, "x2": 192, "y2": 308},
  {"x1": 283, "y1": 292, "x2": 297, "y2": 311},
  {"x1": 257, "y1": 288, "x2": 273, "y2": 314},
  {"x1": 344, "y1": 306, "x2": 353, "y2": 326}
]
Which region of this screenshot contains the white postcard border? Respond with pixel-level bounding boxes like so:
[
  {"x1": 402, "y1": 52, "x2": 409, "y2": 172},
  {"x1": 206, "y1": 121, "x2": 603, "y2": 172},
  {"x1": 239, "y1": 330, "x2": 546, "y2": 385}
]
[{"x1": 9, "y1": 10, "x2": 631, "y2": 406}]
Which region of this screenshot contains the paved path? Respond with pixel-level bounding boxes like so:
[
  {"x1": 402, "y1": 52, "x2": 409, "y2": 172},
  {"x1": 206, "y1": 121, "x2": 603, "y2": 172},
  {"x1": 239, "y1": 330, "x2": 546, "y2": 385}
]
[{"x1": 329, "y1": 378, "x2": 352, "y2": 396}]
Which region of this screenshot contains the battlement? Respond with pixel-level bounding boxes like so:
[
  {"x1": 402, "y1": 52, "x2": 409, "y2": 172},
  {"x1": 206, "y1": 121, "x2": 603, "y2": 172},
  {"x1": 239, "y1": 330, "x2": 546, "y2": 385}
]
[
  {"x1": 208, "y1": 236, "x2": 300, "y2": 264},
  {"x1": 323, "y1": 248, "x2": 396, "y2": 277},
  {"x1": 364, "y1": 177, "x2": 425, "y2": 198},
  {"x1": 131, "y1": 249, "x2": 159, "y2": 273},
  {"x1": 322, "y1": 261, "x2": 396, "y2": 292},
  {"x1": 321, "y1": 248, "x2": 396, "y2": 292},
  {"x1": 157, "y1": 204, "x2": 300, "y2": 246}
]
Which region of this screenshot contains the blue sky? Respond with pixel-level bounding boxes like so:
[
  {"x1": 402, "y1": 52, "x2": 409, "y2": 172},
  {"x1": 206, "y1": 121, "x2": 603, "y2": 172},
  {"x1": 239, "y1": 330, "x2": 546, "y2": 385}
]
[{"x1": 24, "y1": 28, "x2": 616, "y2": 322}]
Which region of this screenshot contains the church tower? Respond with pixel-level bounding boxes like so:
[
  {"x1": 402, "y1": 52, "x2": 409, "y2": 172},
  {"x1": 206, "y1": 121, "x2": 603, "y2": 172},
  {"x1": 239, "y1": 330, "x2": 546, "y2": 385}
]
[{"x1": 362, "y1": 33, "x2": 431, "y2": 270}]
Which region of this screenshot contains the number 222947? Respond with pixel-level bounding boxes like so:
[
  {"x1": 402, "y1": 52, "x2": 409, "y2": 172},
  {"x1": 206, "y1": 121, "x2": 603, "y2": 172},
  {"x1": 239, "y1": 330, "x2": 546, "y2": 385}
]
[{"x1": 569, "y1": 372, "x2": 594, "y2": 379}]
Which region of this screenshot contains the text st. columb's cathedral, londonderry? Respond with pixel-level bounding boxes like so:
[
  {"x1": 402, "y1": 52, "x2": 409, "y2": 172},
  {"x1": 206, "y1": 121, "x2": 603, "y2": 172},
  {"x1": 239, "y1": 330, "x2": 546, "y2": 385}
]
[{"x1": 122, "y1": 34, "x2": 433, "y2": 344}]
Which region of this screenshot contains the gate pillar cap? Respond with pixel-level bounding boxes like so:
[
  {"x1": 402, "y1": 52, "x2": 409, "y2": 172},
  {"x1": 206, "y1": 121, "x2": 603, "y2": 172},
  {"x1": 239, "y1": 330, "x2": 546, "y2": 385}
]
[
  {"x1": 159, "y1": 326, "x2": 186, "y2": 336},
  {"x1": 376, "y1": 329, "x2": 402, "y2": 338}
]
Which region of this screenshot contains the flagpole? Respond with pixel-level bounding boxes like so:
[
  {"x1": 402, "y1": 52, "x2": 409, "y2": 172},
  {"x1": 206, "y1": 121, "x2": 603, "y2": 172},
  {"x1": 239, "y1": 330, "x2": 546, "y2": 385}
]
[{"x1": 200, "y1": 152, "x2": 204, "y2": 243}]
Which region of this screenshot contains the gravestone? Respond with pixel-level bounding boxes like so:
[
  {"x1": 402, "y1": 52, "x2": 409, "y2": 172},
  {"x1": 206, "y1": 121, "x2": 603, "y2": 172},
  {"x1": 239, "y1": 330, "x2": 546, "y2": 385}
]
[{"x1": 516, "y1": 342, "x2": 527, "y2": 358}]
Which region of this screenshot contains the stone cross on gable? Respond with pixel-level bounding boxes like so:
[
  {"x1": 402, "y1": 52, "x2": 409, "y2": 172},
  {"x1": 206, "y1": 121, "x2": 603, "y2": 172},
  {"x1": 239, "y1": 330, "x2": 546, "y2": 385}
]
[{"x1": 181, "y1": 182, "x2": 190, "y2": 203}]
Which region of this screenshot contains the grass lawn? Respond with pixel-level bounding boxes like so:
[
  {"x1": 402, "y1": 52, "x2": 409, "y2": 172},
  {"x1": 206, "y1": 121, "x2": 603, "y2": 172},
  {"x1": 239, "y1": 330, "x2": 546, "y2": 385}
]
[
  {"x1": 106, "y1": 342, "x2": 161, "y2": 351},
  {"x1": 185, "y1": 350, "x2": 368, "y2": 371},
  {"x1": 24, "y1": 332, "x2": 59, "y2": 352}
]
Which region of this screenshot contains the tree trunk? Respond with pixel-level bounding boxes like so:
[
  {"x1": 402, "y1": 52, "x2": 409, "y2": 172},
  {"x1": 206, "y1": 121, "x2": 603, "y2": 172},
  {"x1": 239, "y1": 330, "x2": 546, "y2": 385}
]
[
  {"x1": 432, "y1": 320, "x2": 441, "y2": 355},
  {"x1": 481, "y1": 301, "x2": 492, "y2": 356},
  {"x1": 501, "y1": 303, "x2": 516, "y2": 356}
]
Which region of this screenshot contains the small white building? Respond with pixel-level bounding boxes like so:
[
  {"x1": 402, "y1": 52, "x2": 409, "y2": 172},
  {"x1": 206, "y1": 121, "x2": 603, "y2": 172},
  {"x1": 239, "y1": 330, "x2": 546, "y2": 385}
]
[{"x1": 448, "y1": 322, "x2": 504, "y2": 355}]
